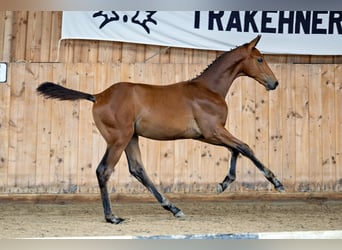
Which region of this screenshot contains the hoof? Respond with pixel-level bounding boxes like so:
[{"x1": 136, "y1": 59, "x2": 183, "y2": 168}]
[
  {"x1": 174, "y1": 210, "x2": 185, "y2": 218},
  {"x1": 275, "y1": 185, "x2": 285, "y2": 193},
  {"x1": 106, "y1": 216, "x2": 125, "y2": 224},
  {"x1": 216, "y1": 183, "x2": 224, "y2": 194}
]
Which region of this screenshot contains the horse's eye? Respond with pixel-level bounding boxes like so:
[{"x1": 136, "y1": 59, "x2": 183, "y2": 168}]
[{"x1": 257, "y1": 58, "x2": 263, "y2": 63}]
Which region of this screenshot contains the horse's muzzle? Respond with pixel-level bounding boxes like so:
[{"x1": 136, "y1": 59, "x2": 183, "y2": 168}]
[{"x1": 266, "y1": 81, "x2": 279, "y2": 91}]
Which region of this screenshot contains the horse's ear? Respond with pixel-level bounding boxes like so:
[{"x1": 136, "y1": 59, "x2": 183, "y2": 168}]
[{"x1": 248, "y1": 35, "x2": 261, "y2": 50}]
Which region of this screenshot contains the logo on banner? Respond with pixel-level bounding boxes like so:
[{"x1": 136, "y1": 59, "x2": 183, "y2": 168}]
[{"x1": 92, "y1": 11, "x2": 158, "y2": 34}]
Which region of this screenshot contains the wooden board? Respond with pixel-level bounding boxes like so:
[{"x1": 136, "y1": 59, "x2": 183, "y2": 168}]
[
  {"x1": 280, "y1": 64, "x2": 296, "y2": 191},
  {"x1": 7, "y1": 63, "x2": 26, "y2": 191},
  {"x1": 35, "y1": 63, "x2": 53, "y2": 192},
  {"x1": 308, "y1": 64, "x2": 323, "y2": 191},
  {"x1": 0, "y1": 64, "x2": 10, "y2": 190},
  {"x1": 268, "y1": 65, "x2": 283, "y2": 191},
  {"x1": 294, "y1": 64, "x2": 310, "y2": 191},
  {"x1": 321, "y1": 65, "x2": 336, "y2": 191},
  {"x1": 335, "y1": 64, "x2": 342, "y2": 191}
]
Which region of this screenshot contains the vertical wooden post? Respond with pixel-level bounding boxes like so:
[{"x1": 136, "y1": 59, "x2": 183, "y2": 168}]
[{"x1": 2, "y1": 11, "x2": 13, "y2": 61}]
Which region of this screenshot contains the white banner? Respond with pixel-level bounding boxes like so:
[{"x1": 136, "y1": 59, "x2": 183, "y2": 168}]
[{"x1": 62, "y1": 11, "x2": 342, "y2": 55}]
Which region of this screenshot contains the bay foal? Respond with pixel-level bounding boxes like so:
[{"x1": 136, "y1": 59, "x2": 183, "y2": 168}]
[{"x1": 37, "y1": 35, "x2": 284, "y2": 224}]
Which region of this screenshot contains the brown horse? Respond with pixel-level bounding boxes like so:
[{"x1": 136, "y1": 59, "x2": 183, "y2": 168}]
[{"x1": 37, "y1": 35, "x2": 284, "y2": 224}]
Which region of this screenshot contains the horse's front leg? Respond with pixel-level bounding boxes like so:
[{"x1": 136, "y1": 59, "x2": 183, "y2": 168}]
[
  {"x1": 125, "y1": 135, "x2": 185, "y2": 218},
  {"x1": 205, "y1": 127, "x2": 285, "y2": 192}
]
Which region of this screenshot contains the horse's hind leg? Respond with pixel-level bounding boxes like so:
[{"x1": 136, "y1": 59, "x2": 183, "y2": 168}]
[
  {"x1": 125, "y1": 135, "x2": 184, "y2": 218},
  {"x1": 96, "y1": 144, "x2": 128, "y2": 224},
  {"x1": 217, "y1": 149, "x2": 239, "y2": 193}
]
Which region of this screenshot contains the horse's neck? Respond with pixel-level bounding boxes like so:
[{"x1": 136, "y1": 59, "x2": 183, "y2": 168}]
[{"x1": 195, "y1": 50, "x2": 245, "y2": 97}]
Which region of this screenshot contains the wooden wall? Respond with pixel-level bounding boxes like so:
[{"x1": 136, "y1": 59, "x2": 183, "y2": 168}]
[
  {"x1": 0, "y1": 62, "x2": 341, "y2": 194},
  {"x1": 0, "y1": 11, "x2": 341, "y2": 194}
]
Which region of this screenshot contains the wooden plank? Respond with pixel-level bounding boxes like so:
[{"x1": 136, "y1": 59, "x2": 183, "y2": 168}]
[
  {"x1": 308, "y1": 64, "x2": 323, "y2": 191},
  {"x1": 294, "y1": 64, "x2": 310, "y2": 191},
  {"x1": 170, "y1": 48, "x2": 187, "y2": 64},
  {"x1": 192, "y1": 50, "x2": 209, "y2": 64},
  {"x1": 98, "y1": 41, "x2": 115, "y2": 63},
  {"x1": 159, "y1": 46, "x2": 171, "y2": 64},
  {"x1": 35, "y1": 63, "x2": 53, "y2": 192},
  {"x1": 268, "y1": 65, "x2": 283, "y2": 191},
  {"x1": 77, "y1": 63, "x2": 95, "y2": 192},
  {"x1": 0, "y1": 64, "x2": 11, "y2": 191},
  {"x1": 280, "y1": 64, "x2": 296, "y2": 191},
  {"x1": 111, "y1": 42, "x2": 122, "y2": 63},
  {"x1": 121, "y1": 43, "x2": 137, "y2": 63},
  {"x1": 39, "y1": 12, "x2": 52, "y2": 62},
  {"x1": 2, "y1": 11, "x2": 14, "y2": 62},
  {"x1": 144, "y1": 45, "x2": 161, "y2": 63},
  {"x1": 321, "y1": 64, "x2": 336, "y2": 191},
  {"x1": 60, "y1": 40, "x2": 74, "y2": 63},
  {"x1": 254, "y1": 71, "x2": 270, "y2": 190},
  {"x1": 49, "y1": 63, "x2": 67, "y2": 192},
  {"x1": 7, "y1": 72, "x2": 26, "y2": 189},
  {"x1": 49, "y1": 11, "x2": 62, "y2": 62},
  {"x1": 0, "y1": 11, "x2": 4, "y2": 60},
  {"x1": 79, "y1": 41, "x2": 98, "y2": 63},
  {"x1": 240, "y1": 76, "x2": 256, "y2": 191},
  {"x1": 335, "y1": 64, "x2": 342, "y2": 191},
  {"x1": 12, "y1": 11, "x2": 28, "y2": 62},
  {"x1": 7, "y1": 63, "x2": 26, "y2": 192},
  {"x1": 62, "y1": 63, "x2": 80, "y2": 193},
  {"x1": 72, "y1": 41, "x2": 82, "y2": 63},
  {"x1": 22, "y1": 63, "x2": 39, "y2": 191},
  {"x1": 26, "y1": 12, "x2": 43, "y2": 62},
  {"x1": 173, "y1": 130, "x2": 189, "y2": 192}
]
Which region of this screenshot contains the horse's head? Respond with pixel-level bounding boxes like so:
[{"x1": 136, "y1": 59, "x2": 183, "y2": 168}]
[{"x1": 240, "y1": 35, "x2": 279, "y2": 91}]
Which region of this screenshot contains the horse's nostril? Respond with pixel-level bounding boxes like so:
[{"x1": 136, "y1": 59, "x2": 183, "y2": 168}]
[{"x1": 266, "y1": 81, "x2": 279, "y2": 91}]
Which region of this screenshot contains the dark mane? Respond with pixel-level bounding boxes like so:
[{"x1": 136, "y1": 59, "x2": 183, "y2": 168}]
[{"x1": 191, "y1": 44, "x2": 246, "y2": 81}]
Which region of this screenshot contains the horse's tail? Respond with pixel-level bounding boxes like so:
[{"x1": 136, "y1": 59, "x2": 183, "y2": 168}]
[{"x1": 36, "y1": 82, "x2": 96, "y2": 103}]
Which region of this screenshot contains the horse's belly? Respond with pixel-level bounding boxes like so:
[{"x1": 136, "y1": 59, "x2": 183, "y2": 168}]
[{"x1": 135, "y1": 117, "x2": 202, "y2": 140}]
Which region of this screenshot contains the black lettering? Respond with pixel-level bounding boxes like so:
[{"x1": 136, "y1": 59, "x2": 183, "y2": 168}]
[
  {"x1": 278, "y1": 11, "x2": 294, "y2": 33},
  {"x1": 226, "y1": 11, "x2": 242, "y2": 31},
  {"x1": 261, "y1": 11, "x2": 277, "y2": 33},
  {"x1": 329, "y1": 11, "x2": 342, "y2": 34},
  {"x1": 244, "y1": 11, "x2": 259, "y2": 32},
  {"x1": 295, "y1": 11, "x2": 311, "y2": 34},
  {"x1": 312, "y1": 11, "x2": 328, "y2": 34},
  {"x1": 194, "y1": 11, "x2": 200, "y2": 29},
  {"x1": 208, "y1": 11, "x2": 224, "y2": 30}
]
